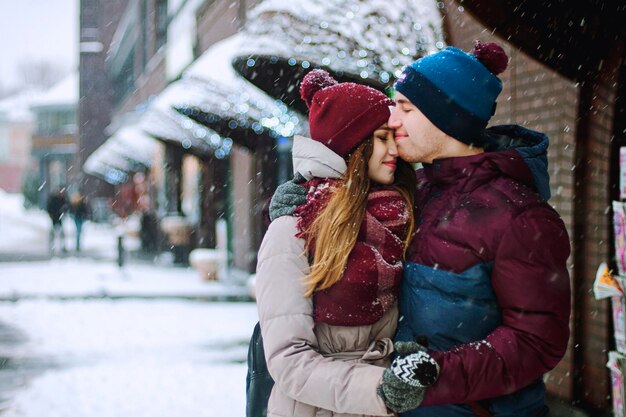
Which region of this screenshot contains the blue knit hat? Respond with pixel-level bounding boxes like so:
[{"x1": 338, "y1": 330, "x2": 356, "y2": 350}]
[{"x1": 394, "y1": 41, "x2": 509, "y2": 147}]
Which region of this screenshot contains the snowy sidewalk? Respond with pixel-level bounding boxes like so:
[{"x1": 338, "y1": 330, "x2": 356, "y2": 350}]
[
  {"x1": 0, "y1": 299, "x2": 259, "y2": 417},
  {"x1": 0, "y1": 258, "x2": 252, "y2": 301},
  {"x1": 0, "y1": 191, "x2": 253, "y2": 301}
]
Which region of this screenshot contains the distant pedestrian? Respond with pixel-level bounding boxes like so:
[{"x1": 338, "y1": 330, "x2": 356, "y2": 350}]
[
  {"x1": 69, "y1": 192, "x2": 91, "y2": 252},
  {"x1": 46, "y1": 188, "x2": 68, "y2": 254},
  {"x1": 140, "y1": 209, "x2": 158, "y2": 253}
]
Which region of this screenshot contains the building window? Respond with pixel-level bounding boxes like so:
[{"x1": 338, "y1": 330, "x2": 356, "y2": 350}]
[
  {"x1": 36, "y1": 109, "x2": 77, "y2": 136},
  {"x1": 114, "y1": 47, "x2": 136, "y2": 105},
  {"x1": 155, "y1": 0, "x2": 168, "y2": 51}
]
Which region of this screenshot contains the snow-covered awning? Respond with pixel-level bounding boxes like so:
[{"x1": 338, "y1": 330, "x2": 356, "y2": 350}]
[
  {"x1": 142, "y1": 33, "x2": 305, "y2": 154},
  {"x1": 83, "y1": 157, "x2": 130, "y2": 185},
  {"x1": 138, "y1": 79, "x2": 232, "y2": 159},
  {"x1": 232, "y1": 0, "x2": 445, "y2": 113},
  {"x1": 83, "y1": 126, "x2": 158, "y2": 185}
]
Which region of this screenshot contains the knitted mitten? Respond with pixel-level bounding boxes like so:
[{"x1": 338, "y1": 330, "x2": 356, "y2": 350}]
[
  {"x1": 394, "y1": 340, "x2": 428, "y2": 356},
  {"x1": 390, "y1": 350, "x2": 439, "y2": 388},
  {"x1": 269, "y1": 173, "x2": 307, "y2": 221},
  {"x1": 377, "y1": 350, "x2": 440, "y2": 413}
]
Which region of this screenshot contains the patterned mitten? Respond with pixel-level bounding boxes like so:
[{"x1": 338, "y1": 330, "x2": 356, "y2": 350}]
[
  {"x1": 377, "y1": 350, "x2": 440, "y2": 413},
  {"x1": 390, "y1": 350, "x2": 439, "y2": 388},
  {"x1": 269, "y1": 173, "x2": 307, "y2": 221}
]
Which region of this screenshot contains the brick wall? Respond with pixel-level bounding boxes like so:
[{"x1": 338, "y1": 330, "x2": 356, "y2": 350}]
[
  {"x1": 572, "y1": 47, "x2": 622, "y2": 409},
  {"x1": 116, "y1": 0, "x2": 168, "y2": 116},
  {"x1": 0, "y1": 165, "x2": 24, "y2": 192},
  {"x1": 79, "y1": 0, "x2": 128, "y2": 197}
]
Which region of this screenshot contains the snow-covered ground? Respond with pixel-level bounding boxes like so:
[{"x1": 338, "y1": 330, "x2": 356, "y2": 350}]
[
  {"x1": 0, "y1": 258, "x2": 250, "y2": 300},
  {"x1": 0, "y1": 190, "x2": 260, "y2": 416},
  {"x1": 0, "y1": 299, "x2": 259, "y2": 417},
  {"x1": 0, "y1": 191, "x2": 56, "y2": 257}
]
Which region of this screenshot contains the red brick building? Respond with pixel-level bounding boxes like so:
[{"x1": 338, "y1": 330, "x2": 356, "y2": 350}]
[{"x1": 0, "y1": 90, "x2": 38, "y2": 193}]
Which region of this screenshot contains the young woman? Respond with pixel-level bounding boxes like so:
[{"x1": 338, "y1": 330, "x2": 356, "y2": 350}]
[{"x1": 254, "y1": 70, "x2": 439, "y2": 417}]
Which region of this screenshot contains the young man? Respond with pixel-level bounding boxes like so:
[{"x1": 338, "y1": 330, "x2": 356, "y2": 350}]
[
  {"x1": 384, "y1": 42, "x2": 571, "y2": 416},
  {"x1": 269, "y1": 42, "x2": 571, "y2": 416}
]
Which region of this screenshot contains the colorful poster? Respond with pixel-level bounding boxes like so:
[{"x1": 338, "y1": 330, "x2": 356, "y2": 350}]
[
  {"x1": 594, "y1": 262, "x2": 623, "y2": 300},
  {"x1": 608, "y1": 351, "x2": 626, "y2": 417},
  {"x1": 619, "y1": 146, "x2": 626, "y2": 200},
  {"x1": 614, "y1": 297, "x2": 626, "y2": 355},
  {"x1": 614, "y1": 201, "x2": 626, "y2": 276}
]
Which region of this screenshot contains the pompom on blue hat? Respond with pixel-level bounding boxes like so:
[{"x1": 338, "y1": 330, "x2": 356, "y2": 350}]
[{"x1": 394, "y1": 41, "x2": 509, "y2": 147}]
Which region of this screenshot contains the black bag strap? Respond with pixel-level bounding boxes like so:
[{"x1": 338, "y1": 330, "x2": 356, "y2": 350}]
[{"x1": 246, "y1": 321, "x2": 275, "y2": 417}]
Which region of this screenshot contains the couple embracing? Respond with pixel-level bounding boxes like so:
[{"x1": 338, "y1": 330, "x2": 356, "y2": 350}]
[{"x1": 254, "y1": 41, "x2": 571, "y2": 417}]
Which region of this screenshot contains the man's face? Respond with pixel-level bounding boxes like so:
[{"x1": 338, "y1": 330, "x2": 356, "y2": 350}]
[{"x1": 388, "y1": 92, "x2": 445, "y2": 164}]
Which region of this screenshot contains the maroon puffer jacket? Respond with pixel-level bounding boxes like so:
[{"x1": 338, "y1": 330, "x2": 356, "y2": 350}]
[{"x1": 398, "y1": 125, "x2": 571, "y2": 410}]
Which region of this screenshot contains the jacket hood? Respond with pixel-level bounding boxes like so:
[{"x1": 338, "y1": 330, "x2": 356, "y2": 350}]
[
  {"x1": 483, "y1": 125, "x2": 551, "y2": 200},
  {"x1": 292, "y1": 135, "x2": 346, "y2": 180}
]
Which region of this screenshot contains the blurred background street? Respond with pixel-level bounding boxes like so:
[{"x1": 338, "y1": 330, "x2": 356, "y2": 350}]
[{"x1": 0, "y1": 190, "x2": 256, "y2": 417}]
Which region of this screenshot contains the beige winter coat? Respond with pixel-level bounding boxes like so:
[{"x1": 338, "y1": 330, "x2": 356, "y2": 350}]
[{"x1": 254, "y1": 136, "x2": 397, "y2": 417}]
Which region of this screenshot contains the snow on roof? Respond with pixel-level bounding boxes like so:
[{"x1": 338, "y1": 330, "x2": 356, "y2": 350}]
[
  {"x1": 236, "y1": 0, "x2": 445, "y2": 85},
  {"x1": 83, "y1": 125, "x2": 158, "y2": 185},
  {"x1": 139, "y1": 105, "x2": 231, "y2": 158},
  {"x1": 137, "y1": 79, "x2": 231, "y2": 158},
  {"x1": 83, "y1": 153, "x2": 130, "y2": 185},
  {"x1": 140, "y1": 33, "x2": 304, "y2": 156},
  {"x1": 109, "y1": 126, "x2": 158, "y2": 167},
  {"x1": 0, "y1": 88, "x2": 43, "y2": 123},
  {"x1": 30, "y1": 73, "x2": 78, "y2": 109},
  {"x1": 147, "y1": 77, "x2": 207, "y2": 113},
  {"x1": 176, "y1": 33, "x2": 305, "y2": 140}
]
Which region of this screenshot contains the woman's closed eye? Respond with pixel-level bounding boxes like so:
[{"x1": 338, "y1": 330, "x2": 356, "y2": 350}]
[{"x1": 374, "y1": 127, "x2": 394, "y2": 141}]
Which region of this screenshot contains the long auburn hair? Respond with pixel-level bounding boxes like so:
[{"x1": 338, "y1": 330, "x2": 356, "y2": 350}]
[{"x1": 301, "y1": 137, "x2": 416, "y2": 297}]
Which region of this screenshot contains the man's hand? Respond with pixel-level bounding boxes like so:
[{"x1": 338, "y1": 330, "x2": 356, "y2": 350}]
[
  {"x1": 377, "y1": 349, "x2": 440, "y2": 413},
  {"x1": 269, "y1": 173, "x2": 307, "y2": 221}
]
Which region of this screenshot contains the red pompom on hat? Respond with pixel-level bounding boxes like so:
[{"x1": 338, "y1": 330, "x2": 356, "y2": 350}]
[
  {"x1": 473, "y1": 41, "x2": 509, "y2": 75},
  {"x1": 299, "y1": 69, "x2": 393, "y2": 158},
  {"x1": 300, "y1": 69, "x2": 338, "y2": 108}
]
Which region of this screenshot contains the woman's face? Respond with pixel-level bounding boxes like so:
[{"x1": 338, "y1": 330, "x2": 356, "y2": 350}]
[{"x1": 368, "y1": 124, "x2": 398, "y2": 185}]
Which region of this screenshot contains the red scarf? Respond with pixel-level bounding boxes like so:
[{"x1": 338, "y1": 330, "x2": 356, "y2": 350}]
[{"x1": 294, "y1": 179, "x2": 410, "y2": 326}]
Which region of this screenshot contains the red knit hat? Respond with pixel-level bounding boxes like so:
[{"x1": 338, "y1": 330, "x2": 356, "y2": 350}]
[{"x1": 299, "y1": 70, "x2": 393, "y2": 158}]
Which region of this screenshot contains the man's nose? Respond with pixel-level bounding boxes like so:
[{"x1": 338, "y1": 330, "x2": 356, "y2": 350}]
[{"x1": 388, "y1": 107, "x2": 401, "y2": 129}]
